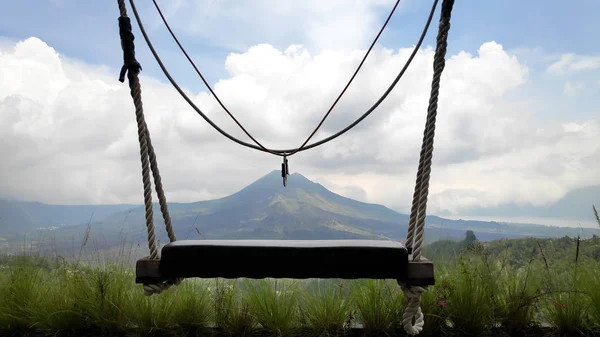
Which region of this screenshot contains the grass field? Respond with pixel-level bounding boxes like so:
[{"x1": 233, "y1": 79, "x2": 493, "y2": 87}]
[{"x1": 1, "y1": 233, "x2": 600, "y2": 337}]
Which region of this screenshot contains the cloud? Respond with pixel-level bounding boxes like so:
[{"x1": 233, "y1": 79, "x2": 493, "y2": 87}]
[
  {"x1": 1, "y1": 37, "x2": 599, "y2": 217},
  {"x1": 547, "y1": 53, "x2": 600, "y2": 74},
  {"x1": 563, "y1": 81, "x2": 584, "y2": 97},
  {"x1": 148, "y1": 0, "x2": 397, "y2": 52}
]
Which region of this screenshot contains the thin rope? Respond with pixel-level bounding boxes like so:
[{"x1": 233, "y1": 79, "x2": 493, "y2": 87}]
[
  {"x1": 127, "y1": 0, "x2": 439, "y2": 156},
  {"x1": 401, "y1": 0, "x2": 454, "y2": 335},
  {"x1": 117, "y1": 0, "x2": 180, "y2": 295},
  {"x1": 151, "y1": 0, "x2": 402, "y2": 156}
]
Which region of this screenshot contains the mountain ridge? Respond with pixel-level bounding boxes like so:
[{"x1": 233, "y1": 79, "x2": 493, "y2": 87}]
[{"x1": 1, "y1": 171, "x2": 598, "y2": 251}]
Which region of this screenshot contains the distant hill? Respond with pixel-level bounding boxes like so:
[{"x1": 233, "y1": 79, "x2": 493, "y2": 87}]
[
  {"x1": 442, "y1": 185, "x2": 600, "y2": 222},
  {"x1": 0, "y1": 199, "x2": 136, "y2": 235},
  {"x1": 1, "y1": 171, "x2": 599, "y2": 255}
]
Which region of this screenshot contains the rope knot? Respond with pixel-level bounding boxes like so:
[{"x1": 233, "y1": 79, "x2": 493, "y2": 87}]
[
  {"x1": 401, "y1": 285, "x2": 427, "y2": 336},
  {"x1": 118, "y1": 16, "x2": 142, "y2": 83},
  {"x1": 143, "y1": 277, "x2": 183, "y2": 296}
]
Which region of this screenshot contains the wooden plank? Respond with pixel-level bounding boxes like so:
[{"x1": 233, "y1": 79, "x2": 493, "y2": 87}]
[
  {"x1": 134, "y1": 249, "x2": 435, "y2": 287},
  {"x1": 135, "y1": 257, "x2": 166, "y2": 284},
  {"x1": 159, "y1": 239, "x2": 408, "y2": 280},
  {"x1": 402, "y1": 258, "x2": 435, "y2": 286}
]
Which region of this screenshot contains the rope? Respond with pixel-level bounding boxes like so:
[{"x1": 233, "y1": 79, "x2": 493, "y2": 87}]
[
  {"x1": 151, "y1": 0, "x2": 402, "y2": 157},
  {"x1": 117, "y1": 2, "x2": 158, "y2": 260},
  {"x1": 120, "y1": 0, "x2": 451, "y2": 316},
  {"x1": 406, "y1": 0, "x2": 454, "y2": 262},
  {"x1": 146, "y1": 126, "x2": 177, "y2": 243},
  {"x1": 127, "y1": 0, "x2": 439, "y2": 156},
  {"x1": 401, "y1": 285, "x2": 426, "y2": 335},
  {"x1": 117, "y1": 0, "x2": 181, "y2": 295},
  {"x1": 402, "y1": 0, "x2": 454, "y2": 335}
]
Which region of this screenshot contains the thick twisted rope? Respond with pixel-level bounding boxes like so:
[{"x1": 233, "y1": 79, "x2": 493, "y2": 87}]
[
  {"x1": 401, "y1": 286, "x2": 426, "y2": 335},
  {"x1": 145, "y1": 124, "x2": 177, "y2": 243},
  {"x1": 117, "y1": 0, "x2": 181, "y2": 295},
  {"x1": 406, "y1": 0, "x2": 454, "y2": 262},
  {"x1": 402, "y1": 0, "x2": 454, "y2": 335},
  {"x1": 118, "y1": 0, "x2": 158, "y2": 260}
]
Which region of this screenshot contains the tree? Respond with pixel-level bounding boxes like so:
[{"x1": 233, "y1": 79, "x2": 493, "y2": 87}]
[
  {"x1": 459, "y1": 230, "x2": 484, "y2": 254},
  {"x1": 463, "y1": 230, "x2": 478, "y2": 245}
]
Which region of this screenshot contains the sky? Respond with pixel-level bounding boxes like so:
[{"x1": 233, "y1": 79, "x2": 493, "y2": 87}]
[{"x1": 0, "y1": 0, "x2": 599, "y2": 220}]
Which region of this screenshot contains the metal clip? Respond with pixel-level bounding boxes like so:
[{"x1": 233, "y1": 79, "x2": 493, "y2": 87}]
[{"x1": 281, "y1": 154, "x2": 289, "y2": 187}]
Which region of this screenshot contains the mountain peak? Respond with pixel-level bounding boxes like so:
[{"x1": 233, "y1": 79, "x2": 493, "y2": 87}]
[{"x1": 240, "y1": 170, "x2": 325, "y2": 195}]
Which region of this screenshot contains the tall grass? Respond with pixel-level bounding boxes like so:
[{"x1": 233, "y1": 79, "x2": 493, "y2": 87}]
[
  {"x1": 300, "y1": 280, "x2": 351, "y2": 336},
  {"x1": 0, "y1": 258, "x2": 45, "y2": 334},
  {"x1": 445, "y1": 256, "x2": 496, "y2": 336},
  {"x1": 419, "y1": 268, "x2": 451, "y2": 336},
  {"x1": 493, "y1": 248, "x2": 544, "y2": 334},
  {"x1": 168, "y1": 280, "x2": 212, "y2": 332},
  {"x1": 213, "y1": 279, "x2": 256, "y2": 336},
  {"x1": 584, "y1": 264, "x2": 600, "y2": 333},
  {"x1": 541, "y1": 264, "x2": 591, "y2": 336},
  {"x1": 2, "y1": 233, "x2": 600, "y2": 337},
  {"x1": 350, "y1": 279, "x2": 406, "y2": 334},
  {"x1": 244, "y1": 279, "x2": 300, "y2": 336}
]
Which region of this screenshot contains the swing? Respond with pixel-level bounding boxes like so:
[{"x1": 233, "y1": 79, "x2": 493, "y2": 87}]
[
  {"x1": 115, "y1": 0, "x2": 454, "y2": 334},
  {"x1": 136, "y1": 239, "x2": 433, "y2": 285}
]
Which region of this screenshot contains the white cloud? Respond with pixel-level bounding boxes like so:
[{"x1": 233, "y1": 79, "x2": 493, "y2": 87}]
[
  {"x1": 148, "y1": 0, "x2": 397, "y2": 52},
  {"x1": 1, "y1": 37, "x2": 599, "y2": 216},
  {"x1": 547, "y1": 53, "x2": 600, "y2": 74},
  {"x1": 563, "y1": 81, "x2": 584, "y2": 97}
]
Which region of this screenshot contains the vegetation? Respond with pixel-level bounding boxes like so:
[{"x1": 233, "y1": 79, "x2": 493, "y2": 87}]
[{"x1": 0, "y1": 206, "x2": 599, "y2": 337}]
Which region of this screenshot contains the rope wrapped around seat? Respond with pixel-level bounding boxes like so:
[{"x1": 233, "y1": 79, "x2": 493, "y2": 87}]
[
  {"x1": 116, "y1": 0, "x2": 181, "y2": 295},
  {"x1": 401, "y1": 0, "x2": 455, "y2": 334}
]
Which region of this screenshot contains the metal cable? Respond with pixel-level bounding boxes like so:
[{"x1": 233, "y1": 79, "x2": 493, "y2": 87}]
[
  {"x1": 127, "y1": 0, "x2": 439, "y2": 156},
  {"x1": 151, "y1": 0, "x2": 402, "y2": 156}
]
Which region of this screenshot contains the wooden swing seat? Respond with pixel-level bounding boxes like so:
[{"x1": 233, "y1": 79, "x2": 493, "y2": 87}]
[{"x1": 135, "y1": 239, "x2": 434, "y2": 286}]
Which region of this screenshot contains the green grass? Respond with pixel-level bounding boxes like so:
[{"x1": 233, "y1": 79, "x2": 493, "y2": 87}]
[
  {"x1": 494, "y1": 261, "x2": 543, "y2": 333},
  {"x1": 2, "y1": 234, "x2": 600, "y2": 337},
  {"x1": 244, "y1": 279, "x2": 300, "y2": 336},
  {"x1": 350, "y1": 279, "x2": 406, "y2": 333},
  {"x1": 445, "y1": 256, "x2": 496, "y2": 336},
  {"x1": 584, "y1": 264, "x2": 600, "y2": 333},
  {"x1": 212, "y1": 279, "x2": 256, "y2": 336},
  {"x1": 541, "y1": 264, "x2": 591, "y2": 336},
  {"x1": 300, "y1": 280, "x2": 352, "y2": 336}
]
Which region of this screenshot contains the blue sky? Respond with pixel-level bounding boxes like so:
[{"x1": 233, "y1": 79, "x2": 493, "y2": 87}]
[
  {"x1": 2, "y1": 0, "x2": 599, "y2": 86},
  {"x1": 2, "y1": 0, "x2": 598, "y2": 125}
]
